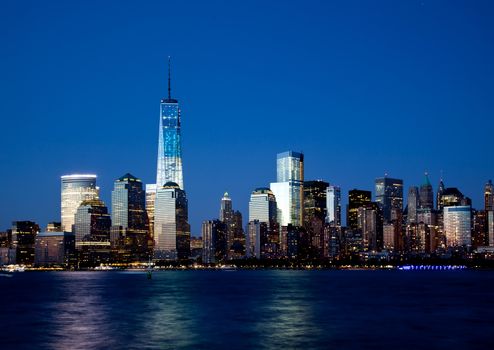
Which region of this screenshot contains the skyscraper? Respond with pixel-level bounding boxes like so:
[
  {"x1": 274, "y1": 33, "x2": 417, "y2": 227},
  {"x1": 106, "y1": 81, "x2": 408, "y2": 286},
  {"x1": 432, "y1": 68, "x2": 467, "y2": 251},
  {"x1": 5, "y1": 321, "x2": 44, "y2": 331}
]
[
  {"x1": 347, "y1": 189, "x2": 372, "y2": 229},
  {"x1": 73, "y1": 199, "x2": 112, "y2": 266},
  {"x1": 154, "y1": 182, "x2": 190, "y2": 260},
  {"x1": 61, "y1": 174, "x2": 99, "y2": 232},
  {"x1": 270, "y1": 151, "x2": 304, "y2": 226},
  {"x1": 220, "y1": 192, "x2": 233, "y2": 222},
  {"x1": 156, "y1": 58, "x2": 184, "y2": 190},
  {"x1": 485, "y1": 180, "x2": 494, "y2": 211},
  {"x1": 11, "y1": 221, "x2": 39, "y2": 265},
  {"x1": 375, "y1": 176, "x2": 403, "y2": 223},
  {"x1": 111, "y1": 173, "x2": 150, "y2": 260},
  {"x1": 443, "y1": 206, "x2": 471, "y2": 248},
  {"x1": 249, "y1": 187, "x2": 279, "y2": 258},
  {"x1": 419, "y1": 173, "x2": 434, "y2": 209},
  {"x1": 202, "y1": 220, "x2": 227, "y2": 264},
  {"x1": 407, "y1": 186, "x2": 419, "y2": 224},
  {"x1": 326, "y1": 185, "x2": 341, "y2": 226}
]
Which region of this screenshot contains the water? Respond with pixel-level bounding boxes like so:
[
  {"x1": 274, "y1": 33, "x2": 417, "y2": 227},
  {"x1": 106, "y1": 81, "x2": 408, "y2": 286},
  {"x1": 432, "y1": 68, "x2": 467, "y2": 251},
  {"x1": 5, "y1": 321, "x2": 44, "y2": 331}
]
[{"x1": 1, "y1": 270, "x2": 493, "y2": 349}]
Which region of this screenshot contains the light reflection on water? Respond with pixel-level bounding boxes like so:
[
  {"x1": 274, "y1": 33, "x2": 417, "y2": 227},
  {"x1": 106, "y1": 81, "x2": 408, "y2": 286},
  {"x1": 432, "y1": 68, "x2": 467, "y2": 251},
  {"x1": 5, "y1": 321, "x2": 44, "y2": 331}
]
[{"x1": 1, "y1": 270, "x2": 493, "y2": 349}]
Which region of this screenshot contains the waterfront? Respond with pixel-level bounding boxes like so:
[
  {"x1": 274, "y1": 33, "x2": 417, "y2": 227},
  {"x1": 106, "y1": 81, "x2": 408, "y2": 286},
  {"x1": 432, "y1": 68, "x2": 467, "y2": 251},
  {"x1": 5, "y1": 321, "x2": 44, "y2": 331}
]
[{"x1": 1, "y1": 270, "x2": 493, "y2": 349}]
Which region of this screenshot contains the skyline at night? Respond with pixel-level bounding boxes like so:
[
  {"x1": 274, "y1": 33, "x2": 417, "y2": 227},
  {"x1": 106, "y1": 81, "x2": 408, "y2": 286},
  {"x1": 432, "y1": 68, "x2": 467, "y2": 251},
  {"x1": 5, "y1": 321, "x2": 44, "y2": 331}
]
[{"x1": 1, "y1": 0, "x2": 493, "y2": 234}]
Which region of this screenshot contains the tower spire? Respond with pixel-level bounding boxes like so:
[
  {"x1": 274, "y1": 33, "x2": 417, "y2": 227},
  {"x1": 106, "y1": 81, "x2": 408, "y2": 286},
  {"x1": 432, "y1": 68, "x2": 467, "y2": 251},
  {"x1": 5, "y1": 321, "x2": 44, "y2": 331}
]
[{"x1": 168, "y1": 56, "x2": 171, "y2": 100}]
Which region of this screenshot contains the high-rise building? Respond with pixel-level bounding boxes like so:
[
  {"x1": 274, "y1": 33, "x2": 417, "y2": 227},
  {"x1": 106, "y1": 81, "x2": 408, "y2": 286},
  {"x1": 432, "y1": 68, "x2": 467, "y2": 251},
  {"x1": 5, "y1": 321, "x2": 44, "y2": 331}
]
[
  {"x1": 154, "y1": 182, "x2": 190, "y2": 260},
  {"x1": 438, "y1": 187, "x2": 464, "y2": 209},
  {"x1": 246, "y1": 220, "x2": 262, "y2": 259},
  {"x1": 156, "y1": 58, "x2": 184, "y2": 190},
  {"x1": 270, "y1": 151, "x2": 304, "y2": 227},
  {"x1": 419, "y1": 173, "x2": 434, "y2": 209},
  {"x1": 303, "y1": 180, "x2": 329, "y2": 258},
  {"x1": 436, "y1": 178, "x2": 445, "y2": 211},
  {"x1": 357, "y1": 202, "x2": 382, "y2": 251},
  {"x1": 220, "y1": 192, "x2": 233, "y2": 222},
  {"x1": 443, "y1": 206, "x2": 471, "y2": 248},
  {"x1": 407, "y1": 186, "x2": 419, "y2": 224},
  {"x1": 375, "y1": 176, "x2": 403, "y2": 223},
  {"x1": 73, "y1": 199, "x2": 112, "y2": 266},
  {"x1": 61, "y1": 174, "x2": 99, "y2": 232},
  {"x1": 326, "y1": 185, "x2": 341, "y2": 226},
  {"x1": 111, "y1": 173, "x2": 150, "y2": 261},
  {"x1": 11, "y1": 221, "x2": 39, "y2": 265},
  {"x1": 202, "y1": 220, "x2": 227, "y2": 264},
  {"x1": 46, "y1": 222, "x2": 62, "y2": 232},
  {"x1": 145, "y1": 184, "x2": 157, "y2": 241},
  {"x1": 485, "y1": 180, "x2": 494, "y2": 211},
  {"x1": 347, "y1": 189, "x2": 371, "y2": 229},
  {"x1": 34, "y1": 232, "x2": 75, "y2": 267},
  {"x1": 219, "y1": 192, "x2": 245, "y2": 259},
  {"x1": 249, "y1": 188, "x2": 279, "y2": 258}
]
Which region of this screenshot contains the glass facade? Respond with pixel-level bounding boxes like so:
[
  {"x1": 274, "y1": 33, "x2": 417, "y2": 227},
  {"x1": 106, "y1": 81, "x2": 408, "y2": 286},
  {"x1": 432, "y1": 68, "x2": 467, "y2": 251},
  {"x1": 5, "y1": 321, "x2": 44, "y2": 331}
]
[
  {"x1": 407, "y1": 186, "x2": 419, "y2": 224},
  {"x1": 326, "y1": 186, "x2": 341, "y2": 226},
  {"x1": 375, "y1": 177, "x2": 403, "y2": 223},
  {"x1": 156, "y1": 97, "x2": 183, "y2": 189},
  {"x1": 153, "y1": 182, "x2": 190, "y2": 260},
  {"x1": 443, "y1": 206, "x2": 471, "y2": 247},
  {"x1": 270, "y1": 151, "x2": 304, "y2": 227},
  {"x1": 61, "y1": 174, "x2": 99, "y2": 232},
  {"x1": 347, "y1": 189, "x2": 371, "y2": 229}
]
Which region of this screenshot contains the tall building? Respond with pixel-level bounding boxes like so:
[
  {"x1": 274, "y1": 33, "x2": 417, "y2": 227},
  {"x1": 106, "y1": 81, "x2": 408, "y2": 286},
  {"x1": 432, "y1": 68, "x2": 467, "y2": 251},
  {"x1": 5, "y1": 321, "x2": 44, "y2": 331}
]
[
  {"x1": 219, "y1": 192, "x2": 245, "y2": 258},
  {"x1": 375, "y1": 176, "x2": 403, "y2": 223},
  {"x1": 357, "y1": 202, "x2": 382, "y2": 251},
  {"x1": 34, "y1": 232, "x2": 75, "y2": 267},
  {"x1": 436, "y1": 178, "x2": 445, "y2": 211},
  {"x1": 156, "y1": 58, "x2": 184, "y2": 190},
  {"x1": 202, "y1": 220, "x2": 227, "y2": 264},
  {"x1": 246, "y1": 220, "x2": 262, "y2": 259},
  {"x1": 154, "y1": 182, "x2": 190, "y2": 260},
  {"x1": 249, "y1": 188, "x2": 279, "y2": 258},
  {"x1": 11, "y1": 221, "x2": 39, "y2": 265},
  {"x1": 145, "y1": 184, "x2": 157, "y2": 241},
  {"x1": 220, "y1": 192, "x2": 233, "y2": 222},
  {"x1": 443, "y1": 206, "x2": 471, "y2": 248},
  {"x1": 407, "y1": 186, "x2": 419, "y2": 224},
  {"x1": 303, "y1": 180, "x2": 329, "y2": 258},
  {"x1": 73, "y1": 199, "x2": 112, "y2": 266},
  {"x1": 485, "y1": 180, "x2": 494, "y2": 211},
  {"x1": 111, "y1": 173, "x2": 150, "y2": 261},
  {"x1": 61, "y1": 174, "x2": 99, "y2": 232},
  {"x1": 270, "y1": 151, "x2": 304, "y2": 226},
  {"x1": 326, "y1": 185, "x2": 341, "y2": 226},
  {"x1": 438, "y1": 187, "x2": 464, "y2": 209},
  {"x1": 347, "y1": 189, "x2": 371, "y2": 229},
  {"x1": 419, "y1": 173, "x2": 434, "y2": 209}
]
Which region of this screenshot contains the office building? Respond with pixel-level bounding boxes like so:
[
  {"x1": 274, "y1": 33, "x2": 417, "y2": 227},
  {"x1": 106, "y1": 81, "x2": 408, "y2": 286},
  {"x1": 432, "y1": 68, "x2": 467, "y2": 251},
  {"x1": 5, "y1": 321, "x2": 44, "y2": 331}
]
[
  {"x1": 347, "y1": 189, "x2": 371, "y2": 229},
  {"x1": 249, "y1": 188, "x2": 278, "y2": 257},
  {"x1": 419, "y1": 173, "x2": 434, "y2": 209},
  {"x1": 202, "y1": 220, "x2": 227, "y2": 264},
  {"x1": 375, "y1": 176, "x2": 403, "y2": 223},
  {"x1": 270, "y1": 151, "x2": 304, "y2": 227},
  {"x1": 485, "y1": 180, "x2": 493, "y2": 211},
  {"x1": 111, "y1": 173, "x2": 150, "y2": 261},
  {"x1": 154, "y1": 182, "x2": 190, "y2": 260},
  {"x1": 11, "y1": 221, "x2": 39, "y2": 265},
  {"x1": 61, "y1": 174, "x2": 99, "y2": 232},
  {"x1": 407, "y1": 186, "x2": 419, "y2": 224},
  {"x1": 34, "y1": 232, "x2": 75, "y2": 267},
  {"x1": 443, "y1": 206, "x2": 471, "y2": 248},
  {"x1": 326, "y1": 185, "x2": 341, "y2": 226},
  {"x1": 145, "y1": 184, "x2": 157, "y2": 240},
  {"x1": 156, "y1": 58, "x2": 184, "y2": 190}
]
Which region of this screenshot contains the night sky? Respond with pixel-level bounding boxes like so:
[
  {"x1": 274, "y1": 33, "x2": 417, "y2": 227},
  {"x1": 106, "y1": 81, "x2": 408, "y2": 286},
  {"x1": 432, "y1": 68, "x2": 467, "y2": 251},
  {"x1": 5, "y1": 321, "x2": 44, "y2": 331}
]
[{"x1": 1, "y1": 0, "x2": 493, "y2": 234}]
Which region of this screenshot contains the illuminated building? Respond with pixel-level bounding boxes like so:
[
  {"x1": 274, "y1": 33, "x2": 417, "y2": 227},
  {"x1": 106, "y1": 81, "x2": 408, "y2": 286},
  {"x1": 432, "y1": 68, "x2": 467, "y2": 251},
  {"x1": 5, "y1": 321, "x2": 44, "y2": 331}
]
[
  {"x1": 246, "y1": 220, "x2": 262, "y2": 259},
  {"x1": 156, "y1": 58, "x2": 184, "y2": 190},
  {"x1": 73, "y1": 199, "x2": 111, "y2": 266},
  {"x1": 270, "y1": 151, "x2": 304, "y2": 226},
  {"x1": 326, "y1": 185, "x2": 341, "y2": 226},
  {"x1": 347, "y1": 189, "x2": 371, "y2": 229},
  {"x1": 443, "y1": 206, "x2": 471, "y2": 248},
  {"x1": 34, "y1": 232, "x2": 75, "y2": 267},
  {"x1": 61, "y1": 174, "x2": 99, "y2": 232},
  {"x1": 145, "y1": 184, "x2": 157, "y2": 241},
  {"x1": 46, "y1": 222, "x2": 62, "y2": 232},
  {"x1": 484, "y1": 180, "x2": 493, "y2": 211},
  {"x1": 249, "y1": 187, "x2": 278, "y2": 257},
  {"x1": 357, "y1": 202, "x2": 382, "y2": 251},
  {"x1": 438, "y1": 187, "x2": 464, "y2": 208},
  {"x1": 419, "y1": 173, "x2": 434, "y2": 209},
  {"x1": 11, "y1": 221, "x2": 39, "y2": 265},
  {"x1": 407, "y1": 186, "x2": 419, "y2": 224},
  {"x1": 202, "y1": 220, "x2": 227, "y2": 264},
  {"x1": 375, "y1": 176, "x2": 403, "y2": 223},
  {"x1": 111, "y1": 173, "x2": 150, "y2": 261},
  {"x1": 303, "y1": 180, "x2": 328, "y2": 258},
  {"x1": 154, "y1": 182, "x2": 190, "y2": 260},
  {"x1": 472, "y1": 210, "x2": 488, "y2": 248}
]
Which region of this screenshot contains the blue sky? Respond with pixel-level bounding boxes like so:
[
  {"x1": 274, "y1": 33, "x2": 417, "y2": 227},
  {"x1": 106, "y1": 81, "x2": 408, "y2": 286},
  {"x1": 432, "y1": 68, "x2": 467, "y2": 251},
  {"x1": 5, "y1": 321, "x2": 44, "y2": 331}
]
[{"x1": 1, "y1": 0, "x2": 493, "y2": 233}]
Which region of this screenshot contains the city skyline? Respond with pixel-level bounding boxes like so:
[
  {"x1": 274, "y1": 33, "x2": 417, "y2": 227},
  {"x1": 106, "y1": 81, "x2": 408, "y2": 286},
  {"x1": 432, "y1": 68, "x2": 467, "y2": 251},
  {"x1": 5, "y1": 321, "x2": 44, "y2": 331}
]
[{"x1": 1, "y1": 1, "x2": 493, "y2": 234}]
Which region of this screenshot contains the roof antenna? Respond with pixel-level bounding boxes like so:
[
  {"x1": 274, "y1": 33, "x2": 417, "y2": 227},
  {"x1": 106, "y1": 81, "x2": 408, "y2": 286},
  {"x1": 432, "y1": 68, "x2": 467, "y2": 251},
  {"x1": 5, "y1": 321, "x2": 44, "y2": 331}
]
[{"x1": 168, "y1": 56, "x2": 171, "y2": 100}]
